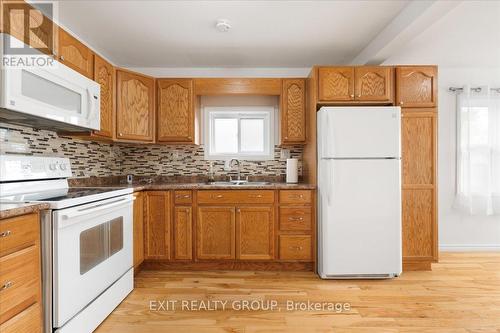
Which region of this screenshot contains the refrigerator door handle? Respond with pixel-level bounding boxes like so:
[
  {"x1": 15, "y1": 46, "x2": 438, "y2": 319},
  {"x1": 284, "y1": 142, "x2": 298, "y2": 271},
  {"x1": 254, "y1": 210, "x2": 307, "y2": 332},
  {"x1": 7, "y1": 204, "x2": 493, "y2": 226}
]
[{"x1": 327, "y1": 159, "x2": 334, "y2": 205}]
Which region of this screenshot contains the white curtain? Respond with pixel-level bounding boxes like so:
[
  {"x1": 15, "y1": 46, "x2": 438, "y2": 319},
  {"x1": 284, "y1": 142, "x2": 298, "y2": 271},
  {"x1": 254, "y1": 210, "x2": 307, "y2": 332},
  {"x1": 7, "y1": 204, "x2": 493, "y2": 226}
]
[{"x1": 455, "y1": 85, "x2": 500, "y2": 216}]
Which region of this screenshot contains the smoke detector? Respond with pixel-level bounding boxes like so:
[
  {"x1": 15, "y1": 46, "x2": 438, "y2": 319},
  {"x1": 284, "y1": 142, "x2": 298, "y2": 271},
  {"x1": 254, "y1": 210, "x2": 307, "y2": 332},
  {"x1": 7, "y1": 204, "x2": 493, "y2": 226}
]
[{"x1": 215, "y1": 19, "x2": 231, "y2": 32}]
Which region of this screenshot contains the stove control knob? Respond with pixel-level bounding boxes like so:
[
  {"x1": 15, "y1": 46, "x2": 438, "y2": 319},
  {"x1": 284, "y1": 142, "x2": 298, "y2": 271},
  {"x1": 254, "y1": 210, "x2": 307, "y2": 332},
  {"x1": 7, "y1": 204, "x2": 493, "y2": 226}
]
[
  {"x1": 49, "y1": 164, "x2": 57, "y2": 171},
  {"x1": 59, "y1": 164, "x2": 67, "y2": 170}
]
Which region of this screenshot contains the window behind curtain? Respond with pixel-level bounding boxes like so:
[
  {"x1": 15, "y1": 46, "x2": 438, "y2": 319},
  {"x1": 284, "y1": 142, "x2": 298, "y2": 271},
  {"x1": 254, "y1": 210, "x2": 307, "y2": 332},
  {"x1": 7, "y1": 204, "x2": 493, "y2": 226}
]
[{"x1": 455, "y1": 86, "x2": 500, "y2": 215}]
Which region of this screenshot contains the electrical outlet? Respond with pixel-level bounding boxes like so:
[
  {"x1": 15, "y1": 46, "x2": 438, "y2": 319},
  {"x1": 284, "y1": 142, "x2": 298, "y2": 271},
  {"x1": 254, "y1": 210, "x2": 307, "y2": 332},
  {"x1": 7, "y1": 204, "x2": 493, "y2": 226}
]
[{"x1": 280, "y1": 148, "x2": 290, "y2": 159}]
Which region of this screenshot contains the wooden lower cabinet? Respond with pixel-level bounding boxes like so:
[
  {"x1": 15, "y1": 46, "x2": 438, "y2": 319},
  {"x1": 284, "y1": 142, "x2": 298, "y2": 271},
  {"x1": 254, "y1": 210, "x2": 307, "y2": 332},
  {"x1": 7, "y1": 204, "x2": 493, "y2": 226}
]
[
  {"x1": 0, "y1": 213, "x2": 42, "y2": 332},
  {"x1": 133, "y1": 192, "x2": 144, "y2": 268},
  {"x1": 0, "y1": 303, "x2": 42, "y2": 333},
  {"x1": 142, "y1": 189, "x2": 315, "y2": 271},
  {"x1": 144, "y1": 191, "x2": 171, "y2": 259},
  {"x1": 173, "y1": 206, "x2": 192, "y2": 260},
  {"x1": 236, "y1": 206, "x2": 274, "y2": 260},
  {"x1": 197, "y1": 207, "x2": 236, "y2": 259}
]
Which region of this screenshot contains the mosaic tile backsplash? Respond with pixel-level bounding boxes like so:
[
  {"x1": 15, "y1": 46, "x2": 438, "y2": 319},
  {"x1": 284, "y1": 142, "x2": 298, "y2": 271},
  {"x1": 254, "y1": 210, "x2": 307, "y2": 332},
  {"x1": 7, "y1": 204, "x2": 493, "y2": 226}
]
[{"x1": 0, "y1": 123, "x2": 303, "y2": 179}]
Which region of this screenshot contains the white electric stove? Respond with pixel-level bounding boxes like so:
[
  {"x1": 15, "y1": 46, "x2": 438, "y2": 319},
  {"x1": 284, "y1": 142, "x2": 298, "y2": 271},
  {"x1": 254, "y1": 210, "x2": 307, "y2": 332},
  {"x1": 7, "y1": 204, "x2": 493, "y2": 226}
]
[{"x1": 0, "y1": 154, "x2": 134, "y2": 333}]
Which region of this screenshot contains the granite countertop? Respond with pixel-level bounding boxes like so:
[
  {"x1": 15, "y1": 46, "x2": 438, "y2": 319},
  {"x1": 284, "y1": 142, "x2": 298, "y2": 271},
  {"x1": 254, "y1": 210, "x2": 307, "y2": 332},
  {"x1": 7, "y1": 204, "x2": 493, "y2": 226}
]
[
  {"x1": 0, "y1": 202, "x2": 50, "y2": 220},
  {"x1": 69, "y1": 176, "x2": 316, "y2": 191},
  {"x1": 75, "y1": 182, "x2": 316, "y2": 192}
]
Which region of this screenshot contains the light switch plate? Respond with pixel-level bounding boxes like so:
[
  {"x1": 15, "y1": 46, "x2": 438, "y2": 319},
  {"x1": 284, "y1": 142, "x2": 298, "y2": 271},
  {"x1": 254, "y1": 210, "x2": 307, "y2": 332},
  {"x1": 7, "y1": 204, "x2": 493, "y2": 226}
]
[{"x1": 280, "y1": 148, "x2": 290, "y2": 159}]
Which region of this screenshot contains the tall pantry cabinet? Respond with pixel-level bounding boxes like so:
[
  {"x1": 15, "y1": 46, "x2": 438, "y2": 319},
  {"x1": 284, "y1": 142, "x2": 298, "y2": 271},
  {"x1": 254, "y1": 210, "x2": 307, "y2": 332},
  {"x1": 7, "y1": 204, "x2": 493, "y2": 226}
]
[{"x1": 396, "y1": 66, "x2": 438, "y2": 270}]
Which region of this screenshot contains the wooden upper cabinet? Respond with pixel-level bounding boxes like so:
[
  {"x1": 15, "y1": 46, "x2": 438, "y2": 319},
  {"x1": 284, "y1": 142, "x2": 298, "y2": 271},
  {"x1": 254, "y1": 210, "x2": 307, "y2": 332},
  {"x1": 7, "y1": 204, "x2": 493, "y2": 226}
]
[
  {"x1": 58, "y1": 28, "x2": 94, "y2": 78},
  {"x1": 281, "y1": 79, "x2": 306, "y2": 144},
  {"x1": 236, "y1": 207, "x2": 274, "y2": 260},
  {"x1": 144, "y1": 192, "x2": 170, "y2": 260},
  {"x1": 318, "y1": 67, "x2": 355, "y2": 102},
  {"x1": 396, "y1": 66, "x2": 437, "y2": 108},
  {"x1": 157, "y1": 79, "x2": 195, "y2": 143},
  {"x1": 197, "y1": 207, "x2": 235, "y2": 260},
  {"x1": 116, "y1": 70, "x2": 155, "y2": 142},
  {"x1": 2, "y1": 1, "x2": 56, "y2": 55},
  {"x1": 93, "y1": 55, "x2": 115, "y2": 138},
  {"x1": 354, "y1": 67, "x2": 393, "y2": 101}
]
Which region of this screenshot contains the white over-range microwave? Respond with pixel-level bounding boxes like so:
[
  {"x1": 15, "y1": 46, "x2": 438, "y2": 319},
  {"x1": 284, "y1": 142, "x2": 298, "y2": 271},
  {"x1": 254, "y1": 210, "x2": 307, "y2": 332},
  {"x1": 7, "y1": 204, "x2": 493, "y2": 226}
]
[{"x1": 0, "y1": 34, "x2": 100, "y2": 131}]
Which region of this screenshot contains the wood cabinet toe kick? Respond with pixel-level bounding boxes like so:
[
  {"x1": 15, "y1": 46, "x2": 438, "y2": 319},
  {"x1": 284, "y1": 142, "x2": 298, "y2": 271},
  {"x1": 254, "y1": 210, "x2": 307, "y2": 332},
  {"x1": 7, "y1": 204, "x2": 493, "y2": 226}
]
[{"x1": 139, "y1": 189, "x2": 316, "y2": 271}]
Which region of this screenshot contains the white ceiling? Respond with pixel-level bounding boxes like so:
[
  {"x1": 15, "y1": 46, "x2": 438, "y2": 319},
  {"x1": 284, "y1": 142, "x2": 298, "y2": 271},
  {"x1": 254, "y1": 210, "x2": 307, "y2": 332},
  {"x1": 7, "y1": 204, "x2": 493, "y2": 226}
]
[
  {"x1": 383, "y1": 0, "x2": 500, "y2": 67},
  {"x1": 51, "y1": 0, "x2": 409, "y2": 68}
]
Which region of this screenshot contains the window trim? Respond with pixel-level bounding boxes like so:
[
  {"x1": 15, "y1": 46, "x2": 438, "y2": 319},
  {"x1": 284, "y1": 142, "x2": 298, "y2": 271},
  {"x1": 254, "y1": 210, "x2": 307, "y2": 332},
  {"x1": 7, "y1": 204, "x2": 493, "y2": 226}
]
[{"x1": 203, "y1": 106, "x2": 275, "y2": 160}]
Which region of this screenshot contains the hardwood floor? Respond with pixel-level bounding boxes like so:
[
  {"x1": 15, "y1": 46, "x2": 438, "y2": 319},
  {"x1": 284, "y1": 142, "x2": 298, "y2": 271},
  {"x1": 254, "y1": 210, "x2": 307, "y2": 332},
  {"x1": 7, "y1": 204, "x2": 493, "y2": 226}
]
[{"x1": 96, "y1": 252, "x2": 500, "y2": 333}]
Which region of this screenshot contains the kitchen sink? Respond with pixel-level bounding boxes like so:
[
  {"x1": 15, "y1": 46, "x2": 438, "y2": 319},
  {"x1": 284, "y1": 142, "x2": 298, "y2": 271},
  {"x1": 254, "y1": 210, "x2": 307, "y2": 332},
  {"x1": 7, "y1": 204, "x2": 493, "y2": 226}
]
[{"x1": 205, "y1": 181, "x2": 271, "y2": 186}]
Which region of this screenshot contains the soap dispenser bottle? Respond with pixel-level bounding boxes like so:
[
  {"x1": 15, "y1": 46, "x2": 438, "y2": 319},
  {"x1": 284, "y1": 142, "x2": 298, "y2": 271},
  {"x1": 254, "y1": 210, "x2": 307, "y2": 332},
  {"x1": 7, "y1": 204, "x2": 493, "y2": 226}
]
[{"x1": 208, "y1": 161, "x2": 215, "y2": 182}]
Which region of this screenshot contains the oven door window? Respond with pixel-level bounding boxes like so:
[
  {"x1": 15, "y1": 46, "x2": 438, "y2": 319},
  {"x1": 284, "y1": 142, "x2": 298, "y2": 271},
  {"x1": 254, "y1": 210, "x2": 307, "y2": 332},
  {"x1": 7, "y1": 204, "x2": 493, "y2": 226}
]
[{"x1": 79, "y1": 217, "x2": 123, "y2": 275}]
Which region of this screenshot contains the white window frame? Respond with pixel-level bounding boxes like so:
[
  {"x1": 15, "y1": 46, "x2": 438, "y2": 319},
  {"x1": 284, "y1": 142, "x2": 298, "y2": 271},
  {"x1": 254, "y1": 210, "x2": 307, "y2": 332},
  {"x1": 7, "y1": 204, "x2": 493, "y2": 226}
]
[{"x1": 203, "y1": 106, "x2": 275, "y2": 160}]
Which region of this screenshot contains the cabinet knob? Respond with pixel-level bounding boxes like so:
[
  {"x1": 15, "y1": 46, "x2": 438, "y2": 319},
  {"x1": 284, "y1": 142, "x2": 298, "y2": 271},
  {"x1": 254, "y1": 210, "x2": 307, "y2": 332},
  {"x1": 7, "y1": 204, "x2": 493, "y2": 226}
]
[
  {"x1": 60, "y1": 55, "x2": 65, "y2": 61},
  {"x1": 1, "y1": 281, "x2": 13, "y2": 291},
  {"x1": 357, "y1": 94, "x2": 361, "y2": 98},
  {"x1": 350, "y1": 94, "x2": 354, "y2": 98},
  {"x1": 400, "y1": 101, "x2": 404, "y2": 105},
  {"x1": 214, "y1": 194, "x2": 223, "y2": 198},
  {"x1": 288, "y1": 217, "x2": 304, "y2": 221},
  {"x1": 289, "y1": 246, "x2": 303, "y2": 251},
  {"x1": 0, "y1": 230, "x2": 11, "y2": 238},
  {"x1": 119, "y1": 133, "x2": 123, "y2": 136}
]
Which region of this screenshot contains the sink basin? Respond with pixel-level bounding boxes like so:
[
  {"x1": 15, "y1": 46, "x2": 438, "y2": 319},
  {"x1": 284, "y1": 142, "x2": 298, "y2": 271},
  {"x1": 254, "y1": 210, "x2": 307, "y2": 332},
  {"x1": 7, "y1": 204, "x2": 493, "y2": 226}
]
[{"x1": 205, "y1": 181, "x2": 271, "y2": 186}]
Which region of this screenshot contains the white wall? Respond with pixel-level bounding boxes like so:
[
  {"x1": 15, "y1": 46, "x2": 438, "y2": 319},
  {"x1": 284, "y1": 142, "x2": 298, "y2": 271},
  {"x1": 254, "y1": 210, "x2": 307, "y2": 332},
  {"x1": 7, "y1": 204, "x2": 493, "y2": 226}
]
[{"x1": 383, "y1": 1, "x2": 500, "y2": 251}]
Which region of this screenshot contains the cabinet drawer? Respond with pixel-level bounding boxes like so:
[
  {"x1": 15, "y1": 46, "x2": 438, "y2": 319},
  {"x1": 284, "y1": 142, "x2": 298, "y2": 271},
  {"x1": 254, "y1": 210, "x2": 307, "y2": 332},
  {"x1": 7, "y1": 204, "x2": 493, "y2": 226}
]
[
  {"x1": 0, "y1": 302, "x2": 41, "y2": 333},
  {"x1": 279, "y1": 207, "x2": 312, "y2": 231},
  {"x1": 197, "y1": 190, "x2": 274, "y2": 204},
  {"x1": 0, "y1": 213, "x2": 39, "y2": 257},
  {"x1": 174, "y1": 190, "x2": 193, "y2": 204},
  {"x1": 0, "y1": 245, "x2": 40, "y2": 323},
  {"x1": 279, "y1": 190, "x2": 312, "y2": 205},
  {"x1": 279, "y1": 235, "x2": 312, "y2": 260}
]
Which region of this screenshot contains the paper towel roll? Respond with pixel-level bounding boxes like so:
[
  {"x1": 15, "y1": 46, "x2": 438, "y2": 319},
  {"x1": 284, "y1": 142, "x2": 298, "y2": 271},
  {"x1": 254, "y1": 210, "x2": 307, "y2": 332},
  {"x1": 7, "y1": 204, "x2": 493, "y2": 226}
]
[{"x1": 286, "y1": 158, "x2": 298, "y2": 183}]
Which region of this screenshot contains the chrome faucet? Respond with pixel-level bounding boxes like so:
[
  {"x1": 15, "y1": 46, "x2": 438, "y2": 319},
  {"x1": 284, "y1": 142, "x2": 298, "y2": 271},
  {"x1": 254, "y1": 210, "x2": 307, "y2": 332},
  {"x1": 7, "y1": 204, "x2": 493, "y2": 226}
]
[
  {"x1": 229, "y1": 158, "x2": 241, "y2": 181},
  {"x1": 228, "y1": 158, "x2": 247, "y2": 183}
]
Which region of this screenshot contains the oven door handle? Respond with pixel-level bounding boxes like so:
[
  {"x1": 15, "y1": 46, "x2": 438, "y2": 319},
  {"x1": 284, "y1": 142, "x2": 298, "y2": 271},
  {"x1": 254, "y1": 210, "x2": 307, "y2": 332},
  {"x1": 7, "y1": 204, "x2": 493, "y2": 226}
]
[{"x1": 60, "y1": 197, "x2": 134, "y2": 221}]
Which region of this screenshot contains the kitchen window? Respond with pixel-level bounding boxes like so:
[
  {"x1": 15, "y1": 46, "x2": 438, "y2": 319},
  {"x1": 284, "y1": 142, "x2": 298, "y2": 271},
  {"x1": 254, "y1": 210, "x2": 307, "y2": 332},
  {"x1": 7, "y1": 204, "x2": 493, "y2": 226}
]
[{"x1": 204, "y1": 106, "x2": 275, "y2": 160}]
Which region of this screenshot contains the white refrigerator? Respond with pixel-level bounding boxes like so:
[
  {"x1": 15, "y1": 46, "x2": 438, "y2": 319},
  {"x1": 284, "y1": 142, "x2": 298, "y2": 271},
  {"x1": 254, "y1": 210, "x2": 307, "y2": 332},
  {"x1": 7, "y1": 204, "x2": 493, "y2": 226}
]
[{"x1": 317, "y1": 106, "x2": 402, "y2": 279}]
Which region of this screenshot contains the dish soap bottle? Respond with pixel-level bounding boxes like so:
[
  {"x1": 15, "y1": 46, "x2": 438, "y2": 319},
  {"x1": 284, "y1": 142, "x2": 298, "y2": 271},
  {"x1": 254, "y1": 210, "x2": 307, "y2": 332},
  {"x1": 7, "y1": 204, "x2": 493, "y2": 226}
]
[{"x1": 208, "y1": 161, "x2": 215, "y2": 182}]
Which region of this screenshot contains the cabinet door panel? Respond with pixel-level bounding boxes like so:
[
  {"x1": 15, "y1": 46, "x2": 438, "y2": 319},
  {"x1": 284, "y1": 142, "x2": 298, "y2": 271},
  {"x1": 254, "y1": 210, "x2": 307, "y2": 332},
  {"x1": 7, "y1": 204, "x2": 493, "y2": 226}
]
[
  {"x1": 355, "y1": 67, "x2": 392, "y2": 101},
  {"x1": 0, "y1": 303, "x2": 42, "y2": 333},
  {"x1": 157, "y1": 79, "x2": 194, "y2": 142},
  {"x1": 133, "y1": 192, "x2": 144, "y2": 267},
  {"x1": 116, "y1": 70, "x2": 155, "y2": 141},
  {"x1": 281, "y1": 79, "x2": 306, "y2": 144},
  {"x1": 197, "y1": 207, "x2": 235, "y2": 260},
  {"x1": 402, "y1": 113, "x2": 436, "y2": 185},
  {"x1": 396, "y1": 67, "x2": 437, "y2": 107},
  {"x1": 93, "y1": 55, "x2": 115, "y2": 138},
  {"x1": 174, "y1": 207, "x2": 192, "y2": 260},
  {"x1": 318, "y1": 67, "x2": 354, "y2": 101},
  {"x1": 236, "y1": 207, "x2": 274, "y2": 260},
  {"x1": 402, "y1": 189, "x2": 435, "y2": 260},
  {"x1": 58, "y1": 28, "x2": 94, "y2": 78},
  {"x1": 145, "y1": 192, "x2": 170, "y2": 259}
]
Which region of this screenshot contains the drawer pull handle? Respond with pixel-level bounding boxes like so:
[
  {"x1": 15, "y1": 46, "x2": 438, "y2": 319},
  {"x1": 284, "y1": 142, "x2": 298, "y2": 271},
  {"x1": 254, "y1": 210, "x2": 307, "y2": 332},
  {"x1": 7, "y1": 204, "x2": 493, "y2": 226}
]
[
  {"x1": 288, "y1": 217, "x2": 304, "y2": 221},
  {"x1": 248, "y1": 194, "x2": 263, "y2": 198},
  {"x1": 1, "y1": 281, "x2": 13, "y2": 291},
  {"x1": 176, "y1": 194, "x2": 190, "y2": 199},
  {"x1": 0, "y1": 230, "x2": 11, "y2": 237},
  {"x1": 289, "y1": 246, "x2": 303, "y2": 251},
  {"x1": 289, "y1": 194, "x2": 304, "y2": 199},
  {"x1": 213, "y1": 194, "x2": 224, "y2": 199}
]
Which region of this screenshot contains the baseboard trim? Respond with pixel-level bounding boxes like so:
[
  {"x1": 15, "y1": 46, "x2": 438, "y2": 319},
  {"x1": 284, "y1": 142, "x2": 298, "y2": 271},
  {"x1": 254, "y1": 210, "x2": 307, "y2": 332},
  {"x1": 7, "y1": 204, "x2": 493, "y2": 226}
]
[
  {"x1": 142, "y1": 260, "x2": 314, "y2": 271},
  {"x1": 440, "y1": 244, "x2": 500, "y2": 252}
]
